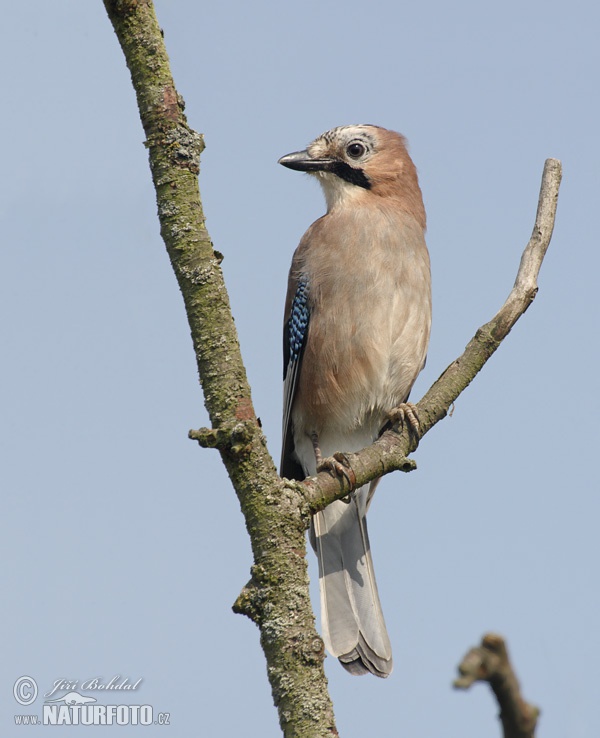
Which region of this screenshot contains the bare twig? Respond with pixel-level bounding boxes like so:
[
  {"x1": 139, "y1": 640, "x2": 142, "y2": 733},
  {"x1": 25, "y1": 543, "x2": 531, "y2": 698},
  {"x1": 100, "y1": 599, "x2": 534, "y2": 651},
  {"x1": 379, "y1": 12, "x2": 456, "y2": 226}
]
[
  {"x1": 302, "y1": 159, "x2": 562, "y2": 512},
  {"x1": 454, "y1": 633, "x2": 540, "y2": 738}
]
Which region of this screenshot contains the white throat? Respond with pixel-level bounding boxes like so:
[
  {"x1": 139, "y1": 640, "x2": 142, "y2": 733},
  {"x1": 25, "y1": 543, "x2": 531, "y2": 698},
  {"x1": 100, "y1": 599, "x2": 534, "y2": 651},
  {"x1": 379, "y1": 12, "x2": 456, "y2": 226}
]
[{"x1": 314, "y1": 171, "x2": 367, "y2": 212}]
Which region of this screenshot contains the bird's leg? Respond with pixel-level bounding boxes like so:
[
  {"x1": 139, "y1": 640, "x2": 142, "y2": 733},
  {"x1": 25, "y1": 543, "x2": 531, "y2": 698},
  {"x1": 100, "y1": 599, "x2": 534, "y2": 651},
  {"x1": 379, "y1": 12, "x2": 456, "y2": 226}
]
[
  {"x1": 387, "y1": 402, "x2": 421, "y2": 444},
  {"x1": 310, "y1": 431, "x2": 325, "y2": 468},
  {"x1": 310, "y1": 431, "x2": 356, "y2": 490}
]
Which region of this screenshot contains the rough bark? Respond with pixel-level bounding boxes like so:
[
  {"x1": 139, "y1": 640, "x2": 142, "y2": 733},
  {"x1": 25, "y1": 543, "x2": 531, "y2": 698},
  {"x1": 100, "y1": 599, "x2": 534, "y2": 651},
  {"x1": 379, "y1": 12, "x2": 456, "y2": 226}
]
[
  {"x1": 103, "y1": 2, "x2": 561, "y2": 736},
  {"x1": 103, "y1": 2, "x2": 336, "y2": 736}
]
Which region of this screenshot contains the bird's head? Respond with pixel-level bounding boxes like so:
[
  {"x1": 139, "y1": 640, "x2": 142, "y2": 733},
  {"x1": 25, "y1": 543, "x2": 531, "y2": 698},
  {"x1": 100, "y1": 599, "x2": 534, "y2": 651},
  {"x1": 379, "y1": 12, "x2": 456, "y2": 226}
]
[{"x1": 279, "y1": 124, "x2": 425, "y2": 227}]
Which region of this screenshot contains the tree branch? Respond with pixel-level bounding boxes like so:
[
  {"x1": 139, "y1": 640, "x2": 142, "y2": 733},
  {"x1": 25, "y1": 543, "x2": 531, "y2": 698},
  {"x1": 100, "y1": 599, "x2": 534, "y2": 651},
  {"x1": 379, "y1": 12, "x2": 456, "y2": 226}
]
[
  {"x1": 454, "y1": 633, "x2": 540, "y2": 738},
  {"x1": 301, "y1": 158, "x2": 562, "y2": 513},
  {"x1": 103, "y1": 3, "x2": 336, "y2": 736},
  {"x1": 103, "y1": 2, "x2": 560, "y2": 735}
]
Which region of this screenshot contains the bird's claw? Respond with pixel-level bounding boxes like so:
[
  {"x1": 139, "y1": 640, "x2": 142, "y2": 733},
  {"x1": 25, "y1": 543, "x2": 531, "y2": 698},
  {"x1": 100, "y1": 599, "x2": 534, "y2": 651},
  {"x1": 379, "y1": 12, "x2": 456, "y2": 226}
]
[
  {"x1": 317, "y1": 452, "x2": 356, "y2": 489},
  {"x1": 388, "y1": 402, "x2": 421, "y2": 442}
]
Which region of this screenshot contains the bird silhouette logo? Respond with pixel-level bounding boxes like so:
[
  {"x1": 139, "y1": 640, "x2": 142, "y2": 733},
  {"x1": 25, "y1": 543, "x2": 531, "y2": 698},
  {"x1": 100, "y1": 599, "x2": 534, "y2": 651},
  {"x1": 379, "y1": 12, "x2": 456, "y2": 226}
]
[{"x1": 44, "y1": 690, "x2": 97, "y2": 706}]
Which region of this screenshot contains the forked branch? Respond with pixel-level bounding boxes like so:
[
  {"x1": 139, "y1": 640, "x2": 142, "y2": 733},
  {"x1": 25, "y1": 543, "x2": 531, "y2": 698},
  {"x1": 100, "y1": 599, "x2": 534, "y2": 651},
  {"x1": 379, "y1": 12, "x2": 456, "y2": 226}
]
[{"x1": 103, "y1": 2, "x2": 560, "y2": 734}]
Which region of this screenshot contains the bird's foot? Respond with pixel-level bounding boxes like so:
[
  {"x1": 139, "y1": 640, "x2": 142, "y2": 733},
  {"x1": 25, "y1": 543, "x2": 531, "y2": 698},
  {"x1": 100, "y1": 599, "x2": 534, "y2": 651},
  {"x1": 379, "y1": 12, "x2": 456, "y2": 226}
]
[
  {"x1": 310, "y1": 431, "x2": 356, "y2": 489},
  {"x1": 388, "y1": 402, "x2": 421, "y2": 443},
  {"x1": 317, "y1": 452, "x2": 356, "y2": 489}
]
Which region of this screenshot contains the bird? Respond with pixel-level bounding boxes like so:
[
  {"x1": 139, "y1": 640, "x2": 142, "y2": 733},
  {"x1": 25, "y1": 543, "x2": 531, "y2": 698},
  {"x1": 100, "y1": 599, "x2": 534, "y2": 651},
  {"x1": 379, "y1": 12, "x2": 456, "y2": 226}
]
[{"x1": 279, "y1": 125, "x2": 432, "y2": 677}]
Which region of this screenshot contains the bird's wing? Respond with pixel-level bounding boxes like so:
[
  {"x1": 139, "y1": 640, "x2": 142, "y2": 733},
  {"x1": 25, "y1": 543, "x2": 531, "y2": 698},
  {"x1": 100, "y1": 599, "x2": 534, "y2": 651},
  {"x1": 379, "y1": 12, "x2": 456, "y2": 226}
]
[{"x1": 280, "y1": 272, "x2": 310, "y2": 480}]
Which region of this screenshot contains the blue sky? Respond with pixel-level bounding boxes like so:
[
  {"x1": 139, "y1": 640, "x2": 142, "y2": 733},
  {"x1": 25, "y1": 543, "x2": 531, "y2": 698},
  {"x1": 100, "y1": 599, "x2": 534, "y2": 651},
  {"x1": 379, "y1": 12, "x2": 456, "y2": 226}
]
[{"x1": 2, "y1": 1, "x2": 598, "y2": 735}]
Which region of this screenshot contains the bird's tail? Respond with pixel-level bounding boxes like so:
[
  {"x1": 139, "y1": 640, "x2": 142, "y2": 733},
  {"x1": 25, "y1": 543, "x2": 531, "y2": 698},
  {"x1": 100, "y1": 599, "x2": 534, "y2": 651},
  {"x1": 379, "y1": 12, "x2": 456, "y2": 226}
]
[{"x1": 310, "y1": 483, "x2": 392, "y2": 677}]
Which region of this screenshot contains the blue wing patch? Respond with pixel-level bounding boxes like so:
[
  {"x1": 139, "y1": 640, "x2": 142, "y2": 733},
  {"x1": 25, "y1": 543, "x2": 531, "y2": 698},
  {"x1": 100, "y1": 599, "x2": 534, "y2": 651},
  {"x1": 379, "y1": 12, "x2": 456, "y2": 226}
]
[
  {"x1": 284, "y1": 275, "x2": 310, "y2": 379},
  {"x1": 281, "y1": 274, "x2": 310, "y2": 480}
]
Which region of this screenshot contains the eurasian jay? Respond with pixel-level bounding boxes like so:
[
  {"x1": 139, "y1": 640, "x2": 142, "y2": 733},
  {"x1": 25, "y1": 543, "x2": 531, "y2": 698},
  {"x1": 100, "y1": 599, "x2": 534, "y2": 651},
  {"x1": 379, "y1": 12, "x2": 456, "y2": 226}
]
[{"x1": 279, "y1": 125, "x2": 431, "y2": 677}]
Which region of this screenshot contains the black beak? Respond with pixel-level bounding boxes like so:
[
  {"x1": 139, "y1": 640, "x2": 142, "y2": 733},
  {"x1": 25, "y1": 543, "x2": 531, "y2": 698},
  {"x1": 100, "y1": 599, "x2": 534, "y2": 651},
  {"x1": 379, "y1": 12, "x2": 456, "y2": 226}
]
[
  {"x1": 278, "y1": 149, "x2": 334, "y2": 173},
  {"x1": 278, "y1": 149, "x2": 372, "y2": 190}
]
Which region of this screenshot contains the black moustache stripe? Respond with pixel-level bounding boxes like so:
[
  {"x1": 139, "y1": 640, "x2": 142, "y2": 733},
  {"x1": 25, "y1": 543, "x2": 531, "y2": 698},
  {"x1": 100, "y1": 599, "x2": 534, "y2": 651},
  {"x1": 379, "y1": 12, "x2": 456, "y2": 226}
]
[{"x1": 328, "y1": 161, "x2": 371, "y2": 190}]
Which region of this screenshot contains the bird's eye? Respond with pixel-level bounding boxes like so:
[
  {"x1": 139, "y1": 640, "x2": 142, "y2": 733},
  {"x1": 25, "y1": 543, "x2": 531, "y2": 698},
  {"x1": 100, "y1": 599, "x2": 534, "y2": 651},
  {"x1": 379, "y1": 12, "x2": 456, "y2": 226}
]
[{"x1": 346, "y1": 142, "x2": 366, "y2": 159}]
